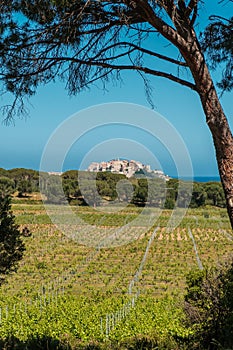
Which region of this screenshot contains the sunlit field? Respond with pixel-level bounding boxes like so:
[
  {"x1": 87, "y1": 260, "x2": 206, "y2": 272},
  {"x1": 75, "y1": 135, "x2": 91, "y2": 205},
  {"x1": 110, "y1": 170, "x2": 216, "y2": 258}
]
[{"x1": 0, "y1": 201, "x2": 232, "y2": 347}]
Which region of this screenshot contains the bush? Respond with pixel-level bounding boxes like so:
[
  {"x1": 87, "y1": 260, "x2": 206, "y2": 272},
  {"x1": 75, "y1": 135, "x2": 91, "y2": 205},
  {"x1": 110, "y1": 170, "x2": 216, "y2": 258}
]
[{"x1": 184, "y1": 258, "x2": 233, "y2": 349}]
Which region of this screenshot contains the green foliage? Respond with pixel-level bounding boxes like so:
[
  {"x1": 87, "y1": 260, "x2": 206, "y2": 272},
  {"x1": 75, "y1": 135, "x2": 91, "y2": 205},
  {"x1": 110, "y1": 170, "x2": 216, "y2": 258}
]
[
  {"x1": 0, "y1": 202, "x2": 231, "y2": 349},
  {"x1": 41, "y1": 174, "x2": 66, "y2": 204},
  {"x1": 0, "y1": 176, "x2": 15, "y2": 197},
  {"x1": 185, "y1": 269, "x2": 206, "y2": 304},
  {"x1": 0, "y1": 168, "x2": 226, "y2": 209},
  {"x1": 205, "y1": 183, "x2": 225, "y2": 207},
  {"x1": 0, "y1": 196, "x2": 25, "y2": 284},
  {"x1": 185, "y1": 258, "x2": 233, "y2": 349},
  {"x1": 0, "y1": 293, "x2": 190, "y2": 349},
  {"x1": 0, "y1": 0, "x2": 231, "y2": 123},
  {"x1": 202, "y1": 15, "x2": 233, "y2": 92},
  {"x1": 164, "y1": 179, "x2": 178, "y2": 209},
  {"x1": 164, "y1": 197, "x2": 175, "y2": 209},
  {"x1": 0, "y1": 168, "x2": 40, "y2": 197},
  {"x1": 190, "y1": 183, "x2": 207, "y2": 208}
]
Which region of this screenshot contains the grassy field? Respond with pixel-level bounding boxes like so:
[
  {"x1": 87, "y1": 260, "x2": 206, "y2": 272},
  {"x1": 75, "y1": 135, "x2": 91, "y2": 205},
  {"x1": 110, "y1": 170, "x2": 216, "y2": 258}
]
[{"x1": 0, "y1": 201, "x2": 232, "y2": 348}]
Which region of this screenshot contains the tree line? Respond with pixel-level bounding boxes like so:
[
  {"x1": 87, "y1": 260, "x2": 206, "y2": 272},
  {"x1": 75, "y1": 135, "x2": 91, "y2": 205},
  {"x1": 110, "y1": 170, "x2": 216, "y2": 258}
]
[
  {"x1": 62, "y1": 171, "x2": 226, "y2": 209},
  {"x1": 1, "y1": 167, "x2": 224, "y2": 209},
  {"x1": 0, "y1": 168, "x2": 39, "y2": 198}
]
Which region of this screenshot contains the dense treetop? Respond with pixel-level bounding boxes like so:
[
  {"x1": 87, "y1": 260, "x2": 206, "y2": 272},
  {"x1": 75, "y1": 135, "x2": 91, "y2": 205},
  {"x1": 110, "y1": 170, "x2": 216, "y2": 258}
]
[{"x1": 0, "y1": 1, "x2": 232, "y2": 119}]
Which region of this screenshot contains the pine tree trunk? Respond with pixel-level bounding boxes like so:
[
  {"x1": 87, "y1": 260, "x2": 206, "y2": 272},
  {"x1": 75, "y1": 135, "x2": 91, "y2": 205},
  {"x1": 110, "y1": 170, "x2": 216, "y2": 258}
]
[
  {"x1": 199, "y1": 86, "x2": 233, "y2": 229},
  {"x1": 181, "y1": 40, "x2": 233, "y2": 229},
  {"x1": 143, "y1": 2, "x2": 233, "y2": 227}
]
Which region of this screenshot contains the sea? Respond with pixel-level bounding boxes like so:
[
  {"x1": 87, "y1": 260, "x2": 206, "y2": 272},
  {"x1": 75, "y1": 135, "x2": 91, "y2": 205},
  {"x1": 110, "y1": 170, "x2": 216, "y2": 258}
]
[
  {"x1": 193, "y1": 176, "x2": 220, "y2": 183},
  {"x1": 174, "y1": 176, "x2": 220, "y2": 183}
]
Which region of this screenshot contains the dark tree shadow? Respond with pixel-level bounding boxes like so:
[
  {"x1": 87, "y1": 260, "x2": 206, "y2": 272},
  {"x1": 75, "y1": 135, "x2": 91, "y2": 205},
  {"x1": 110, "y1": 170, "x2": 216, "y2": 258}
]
[
  {"x1": 0, "y1": 335, "x2": 183, "y2": 349},
  {"x1": 0, "y1": 336, "x2": 108, "y2": 350},
  {"x1": 0, "y1": 336, "x2": 72, "y2": 350}
]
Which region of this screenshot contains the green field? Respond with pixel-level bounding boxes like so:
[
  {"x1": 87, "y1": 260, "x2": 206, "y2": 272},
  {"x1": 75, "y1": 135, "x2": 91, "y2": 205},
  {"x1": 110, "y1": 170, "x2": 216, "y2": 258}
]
[{"x1": 0, "y1": 202, "x2": 232, "y2": 349}]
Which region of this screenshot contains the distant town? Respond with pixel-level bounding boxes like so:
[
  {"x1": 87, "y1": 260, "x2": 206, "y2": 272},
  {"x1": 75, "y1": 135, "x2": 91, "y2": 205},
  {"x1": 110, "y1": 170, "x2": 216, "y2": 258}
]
[{"x1": 87, "y1": 159, "x2": 170, "y2": 180}]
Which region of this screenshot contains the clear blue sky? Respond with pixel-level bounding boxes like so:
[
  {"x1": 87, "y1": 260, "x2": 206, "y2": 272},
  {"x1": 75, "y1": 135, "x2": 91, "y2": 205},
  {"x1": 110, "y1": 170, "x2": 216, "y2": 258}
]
[{"x1": 0, "y1": 1, "x2": 232, "y2": 177}]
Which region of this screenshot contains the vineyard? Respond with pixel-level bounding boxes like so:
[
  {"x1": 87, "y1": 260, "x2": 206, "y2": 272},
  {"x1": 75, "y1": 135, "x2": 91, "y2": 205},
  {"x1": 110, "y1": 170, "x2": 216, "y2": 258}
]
[{"x1": 0, "y1": 202, "x2": 232, "y2": 349}]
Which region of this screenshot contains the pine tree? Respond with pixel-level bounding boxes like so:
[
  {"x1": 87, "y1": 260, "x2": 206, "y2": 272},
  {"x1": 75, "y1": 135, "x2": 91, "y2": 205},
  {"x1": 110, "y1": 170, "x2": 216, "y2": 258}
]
[{"x1": 0, "y1": 195, "x2": 25, "y2": 284}]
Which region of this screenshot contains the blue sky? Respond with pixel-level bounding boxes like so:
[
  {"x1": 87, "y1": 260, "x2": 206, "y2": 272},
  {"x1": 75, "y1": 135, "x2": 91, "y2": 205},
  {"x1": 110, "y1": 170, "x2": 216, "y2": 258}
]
[{"x1": 0, "y1": 1, "x2": 232, "y2": 177}]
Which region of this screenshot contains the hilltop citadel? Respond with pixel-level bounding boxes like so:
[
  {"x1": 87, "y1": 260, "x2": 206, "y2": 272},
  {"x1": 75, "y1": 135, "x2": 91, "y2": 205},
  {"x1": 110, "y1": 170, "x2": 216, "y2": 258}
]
[{"x1": 87, "y1": 159, "x2": 170, "y2": 180}]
